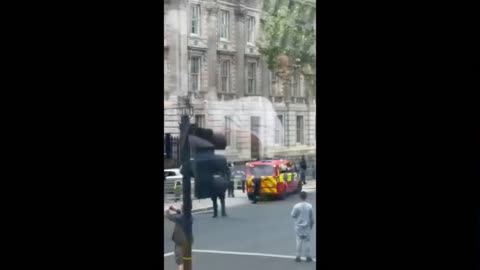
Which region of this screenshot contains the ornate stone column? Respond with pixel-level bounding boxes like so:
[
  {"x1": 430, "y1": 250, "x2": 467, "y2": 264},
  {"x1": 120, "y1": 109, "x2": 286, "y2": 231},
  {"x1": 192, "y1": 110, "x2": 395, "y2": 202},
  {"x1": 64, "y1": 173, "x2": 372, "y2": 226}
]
[
  {"x1": 235, "y1": 2, "x2": 246, "y2": 97},
  {"x1": 175, "y1": 0, "x2": 189, "y2": 98},
  {"x1": 205, "y1": 1, "x2": 219, "y2": 100}
]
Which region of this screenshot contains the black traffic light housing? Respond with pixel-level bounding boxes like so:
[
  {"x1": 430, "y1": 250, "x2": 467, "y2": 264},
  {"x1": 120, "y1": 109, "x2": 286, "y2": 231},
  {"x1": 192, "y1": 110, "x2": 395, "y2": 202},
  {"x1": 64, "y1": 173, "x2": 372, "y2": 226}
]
[
  {"x1": 189, "y1": 126, "x2": 226, "y2": 152},
  {"x1": 188, "y1": 125, "x2": 228, "y2": 199}
]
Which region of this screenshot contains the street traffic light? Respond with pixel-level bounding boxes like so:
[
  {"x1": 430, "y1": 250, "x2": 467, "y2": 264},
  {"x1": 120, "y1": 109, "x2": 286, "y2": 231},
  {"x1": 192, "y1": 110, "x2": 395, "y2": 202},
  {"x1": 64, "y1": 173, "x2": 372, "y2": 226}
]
[{"x1": 188, "y1": 126, "x2": 228, "y2": 199}]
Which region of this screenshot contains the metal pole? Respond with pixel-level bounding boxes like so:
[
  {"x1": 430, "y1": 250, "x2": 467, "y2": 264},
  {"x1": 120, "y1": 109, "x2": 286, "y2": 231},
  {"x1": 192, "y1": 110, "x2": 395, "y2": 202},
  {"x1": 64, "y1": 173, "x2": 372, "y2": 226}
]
[{"x1": 180, "y1": 114, "x2": 193, "y2": 270}]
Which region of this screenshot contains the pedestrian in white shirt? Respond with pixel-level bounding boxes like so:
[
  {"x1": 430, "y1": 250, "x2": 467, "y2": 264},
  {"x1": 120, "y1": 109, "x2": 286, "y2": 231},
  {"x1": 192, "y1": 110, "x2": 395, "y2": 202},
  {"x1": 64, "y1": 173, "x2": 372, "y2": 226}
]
[{"x1": 291, "y1": 191, "x2": 314, "y2": 262}]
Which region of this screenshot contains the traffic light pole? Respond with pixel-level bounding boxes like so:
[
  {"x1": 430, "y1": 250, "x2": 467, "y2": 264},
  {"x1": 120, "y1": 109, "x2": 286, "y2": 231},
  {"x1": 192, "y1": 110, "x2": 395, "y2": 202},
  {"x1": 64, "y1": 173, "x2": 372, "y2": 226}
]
[{"x1": 180, "y1": 114, "x2": 193, "y2": 270}]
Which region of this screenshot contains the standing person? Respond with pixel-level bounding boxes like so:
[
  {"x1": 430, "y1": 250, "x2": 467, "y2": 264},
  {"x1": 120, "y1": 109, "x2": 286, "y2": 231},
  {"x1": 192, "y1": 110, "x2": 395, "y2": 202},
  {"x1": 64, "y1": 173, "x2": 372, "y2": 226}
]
[
  {"x1": 251, "y1": 166, "x2": 262, "y2": 204},
  {"x1": 211, "y1": 176, "x2": 228, "y2": 217},
  {"x1": 209, "y1": 160, "x2": 230, "y2": 218},
  {"x1": 252, "y1": 176, "x2": 261, "y2": 204},
  {"x1": 226, "y1": 163, "x2": 235, "y2": 198},
  {"x1": 239, "y1": 170, "x2": 246, "y2": 193},
  {"x1": 227, "y1": 178, "x2": 234, "y2": 197},
  {"x1": 235, "y1": 163, "x2": 246, "y2": 193},
  {"x1": 299, "y1": 156, "x2": 307, "y2": 184},
  {"x1": 291, "y1": 191, "x2": 314, "y2": 262},
  {"x1": 165, "y1": 205, "x2": 193, "y2": 270}
]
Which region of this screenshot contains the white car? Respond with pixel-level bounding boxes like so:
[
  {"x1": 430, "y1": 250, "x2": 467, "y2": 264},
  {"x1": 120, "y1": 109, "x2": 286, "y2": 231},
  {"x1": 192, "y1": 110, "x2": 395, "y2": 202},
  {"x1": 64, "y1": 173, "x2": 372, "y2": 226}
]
[{"x1": 164, "y1": 168, "x2": 195, "y2": 195}]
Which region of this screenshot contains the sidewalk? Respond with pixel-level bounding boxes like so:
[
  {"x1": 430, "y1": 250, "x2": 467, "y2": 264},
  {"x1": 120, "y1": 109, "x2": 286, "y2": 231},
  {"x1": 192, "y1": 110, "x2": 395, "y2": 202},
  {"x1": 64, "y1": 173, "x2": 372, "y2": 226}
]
[
  {"x1": 164, "y1": 189, "x2": 250, "y2": 214},
  {"x1": 303, "y1": 179, "x2": 316, "y2": 190},
  {"x1": 164, "y1": 180, "x2": 316, "y2": 214}
]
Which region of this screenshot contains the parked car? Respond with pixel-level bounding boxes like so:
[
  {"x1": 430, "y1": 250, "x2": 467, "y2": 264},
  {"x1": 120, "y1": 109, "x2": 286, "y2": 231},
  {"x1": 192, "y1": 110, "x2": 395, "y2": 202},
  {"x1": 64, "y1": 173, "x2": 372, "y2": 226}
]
[
  {"x1": 164, "y1": 168, "x2": 195, "y2": 195},
  {"x1": 164, "y1": 169, "x2": 182, "y2": 194}
]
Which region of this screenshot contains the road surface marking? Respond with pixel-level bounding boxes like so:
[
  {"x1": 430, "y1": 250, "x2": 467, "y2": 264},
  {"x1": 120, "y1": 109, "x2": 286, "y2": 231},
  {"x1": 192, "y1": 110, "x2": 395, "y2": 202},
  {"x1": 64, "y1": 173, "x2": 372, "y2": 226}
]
[{"x1": 164, "y1": 249, "x2": 316, "y2": 262}]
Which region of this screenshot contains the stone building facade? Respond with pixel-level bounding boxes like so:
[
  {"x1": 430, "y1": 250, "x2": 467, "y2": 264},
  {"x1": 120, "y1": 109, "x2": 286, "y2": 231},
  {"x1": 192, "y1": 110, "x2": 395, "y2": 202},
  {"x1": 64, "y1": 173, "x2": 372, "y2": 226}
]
[{"x1": 164, "y1": 0, "x2": 316, "y2": 162}]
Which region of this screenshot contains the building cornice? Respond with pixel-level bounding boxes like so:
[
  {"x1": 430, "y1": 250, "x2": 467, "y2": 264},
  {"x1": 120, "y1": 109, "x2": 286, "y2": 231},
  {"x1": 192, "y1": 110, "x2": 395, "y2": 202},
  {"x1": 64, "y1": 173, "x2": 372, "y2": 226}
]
[
  {"x1": 217, "y1": 49, "x2": 236, "y2": 55},
  {"x1": 188, "y1": 46, "x2": 208, "y2": 52}
]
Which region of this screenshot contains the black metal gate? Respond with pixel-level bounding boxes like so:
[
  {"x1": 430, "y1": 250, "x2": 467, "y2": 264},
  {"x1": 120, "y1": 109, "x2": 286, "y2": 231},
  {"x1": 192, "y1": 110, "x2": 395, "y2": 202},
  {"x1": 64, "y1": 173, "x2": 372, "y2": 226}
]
[{"x1": 164, "y1": 133, "x2": 181, "y2": 168}]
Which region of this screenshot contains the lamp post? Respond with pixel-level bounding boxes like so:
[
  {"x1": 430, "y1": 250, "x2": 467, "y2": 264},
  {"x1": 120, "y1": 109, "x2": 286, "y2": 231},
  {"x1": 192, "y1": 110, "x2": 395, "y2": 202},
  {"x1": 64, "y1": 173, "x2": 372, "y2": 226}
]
[{"x1": 179, "y1": 92, "x2": 194, "y2": 270}]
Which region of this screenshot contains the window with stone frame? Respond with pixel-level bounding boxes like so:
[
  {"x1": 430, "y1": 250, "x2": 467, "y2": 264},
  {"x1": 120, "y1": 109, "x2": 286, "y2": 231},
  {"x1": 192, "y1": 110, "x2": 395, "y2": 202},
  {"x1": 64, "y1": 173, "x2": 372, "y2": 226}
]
[
  {"x1": 296, "y1": 115, "x2": 304, "y2": 144},
  {"x1": 236, "y1": 128, "x2": 241, "y2": 149},
  {"x1": 190, "y1": 56, "x2": 201, "y2": 92},
  {"x1": 225, "y1": 116, "x2": 234, "y2": 147},
  {"x1": 191, "y1": 4, "x2": 201, "y2": 35},
  {"x1": 270, "y1": 70, "x2": 280, "y2": 96},
  {"x1": 246, "y1": 16, "x2": 255, "y2": 44},
  {"x1": 220, "y1": 60, "x2": 230, "y2": 93},
  {"x1": 291, "y1": 72, "x2": 302, "y2": 97},
  {"x1": 219, "y1": 10, "x2": 230, "y2": 40},
  {"x1": 247, "y1": 62, "x2": 256, "y2": 94},
  {"x1": 195, "y1": 114, "x2": 205, "y2": 128},
  {"x1": 275, "y1": 114, "x2": 284, "y2": 145}
]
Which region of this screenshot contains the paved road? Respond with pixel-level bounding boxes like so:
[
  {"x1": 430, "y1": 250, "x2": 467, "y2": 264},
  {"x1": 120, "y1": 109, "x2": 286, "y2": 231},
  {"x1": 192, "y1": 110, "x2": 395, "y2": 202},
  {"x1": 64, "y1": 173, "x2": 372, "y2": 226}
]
[{"x1": 164, "y1": 190, "x2": 316, "y2": 270}]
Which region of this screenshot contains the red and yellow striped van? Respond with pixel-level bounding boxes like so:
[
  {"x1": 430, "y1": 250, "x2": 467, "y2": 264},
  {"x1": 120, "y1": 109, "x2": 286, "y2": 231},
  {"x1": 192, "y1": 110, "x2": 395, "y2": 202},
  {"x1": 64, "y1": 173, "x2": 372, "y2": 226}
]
[{"x1": 245, "y1": 159, "x2": 302, "y2": 200}]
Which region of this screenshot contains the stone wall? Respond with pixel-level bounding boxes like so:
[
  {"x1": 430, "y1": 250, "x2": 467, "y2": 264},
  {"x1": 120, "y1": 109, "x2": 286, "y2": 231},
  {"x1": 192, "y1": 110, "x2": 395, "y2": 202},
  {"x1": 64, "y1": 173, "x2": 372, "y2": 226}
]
[
  {"x1": 163, "y1": 0, "x2": 316, "y2": 161},
  {"x1": 164, "y1": 95, "x2": 181, "y2": 135}
]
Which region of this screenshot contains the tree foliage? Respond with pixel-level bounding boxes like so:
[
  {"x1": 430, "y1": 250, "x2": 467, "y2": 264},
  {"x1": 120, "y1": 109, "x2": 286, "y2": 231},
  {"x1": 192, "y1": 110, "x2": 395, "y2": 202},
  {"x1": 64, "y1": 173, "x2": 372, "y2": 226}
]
[{"x1": 258, "y1": 0, "x2": 315, "y2": 73}]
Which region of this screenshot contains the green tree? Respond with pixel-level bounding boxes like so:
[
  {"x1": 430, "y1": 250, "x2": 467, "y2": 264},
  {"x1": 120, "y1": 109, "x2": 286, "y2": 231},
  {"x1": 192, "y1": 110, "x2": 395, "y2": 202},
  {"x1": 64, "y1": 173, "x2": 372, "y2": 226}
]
[{"x1": 258, "y1": 0, "x2": 316, "y2": 98}]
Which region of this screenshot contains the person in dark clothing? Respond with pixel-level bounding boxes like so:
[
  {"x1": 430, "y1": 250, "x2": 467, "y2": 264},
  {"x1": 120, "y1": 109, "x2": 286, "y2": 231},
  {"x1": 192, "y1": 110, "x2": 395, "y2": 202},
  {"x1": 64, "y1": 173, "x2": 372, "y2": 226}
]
[
  {"x1": 228, "y1": 180, "x2": 235, "y2": 198},
  {"x1": 166, "y1": 205, "x2": 192, "y2": 270},
  {"x1": 251, "y1": 165, "x2": 266, "y2": 204},
  {"x1": 211, "y1": 176, "x2": 228, "y2": 217},
  {"x1": 239, "y1": 170, "x2": 246, "y2": 193},
  {"x1": 299, "y1": 156, "x2": 307, "y2": 184},
  {"x1": 252, "y1": 176, "x2": 261, "y2": 204},
  {"x1": 226, "y1": 164, "x2": 235, "y2": 197},
  {"x1": 227, "y1": 180, "x2": 235, "y2": 197}
]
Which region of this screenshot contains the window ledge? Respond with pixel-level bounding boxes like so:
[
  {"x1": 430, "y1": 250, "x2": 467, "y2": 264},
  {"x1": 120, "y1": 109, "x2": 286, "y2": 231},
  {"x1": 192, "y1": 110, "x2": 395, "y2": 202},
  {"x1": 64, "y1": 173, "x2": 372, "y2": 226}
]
[
  {"x1": 270, "y1": 96, "x2": 284, "y2": 103},
  {"x1": 217, "y1": 93, "x2": 236, "y2": 101},
  {"x1": 291, "y1": 97, "x2": 306, "y2": 104},
  {"x1": 245, "y1": 93, "x2": 266, "y2": 98}
]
